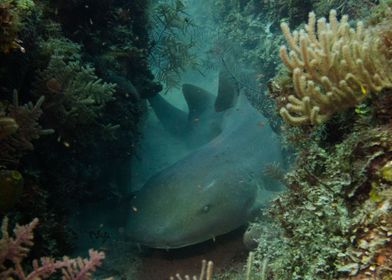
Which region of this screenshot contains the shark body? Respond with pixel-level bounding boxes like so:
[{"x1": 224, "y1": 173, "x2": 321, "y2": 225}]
[{"x1": 127, "y1": 74, "x2": 282, "y2": 249}]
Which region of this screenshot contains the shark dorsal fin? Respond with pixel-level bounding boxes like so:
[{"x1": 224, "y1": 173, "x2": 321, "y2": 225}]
[
  {"x1": 214, "y1": 69, "x2": 240, "y2": 112},
  {"x1": 148, "y1": 94, "x2": 188, "y2": 137},
  {"x1": 182, "y1": 84, "x2": 215, "y2": 119}
]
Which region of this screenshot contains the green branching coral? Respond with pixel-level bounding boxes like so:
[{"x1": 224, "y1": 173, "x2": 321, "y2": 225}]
[
  {"x1": 38, "y1": 37, "x2": 82, "y2": 62},
  {"x1": 34, "y1": 55, "x2": 116, "y2": 139},
  {"x1": 0, "y1": 92, "x2": 53, "y2": 166}
]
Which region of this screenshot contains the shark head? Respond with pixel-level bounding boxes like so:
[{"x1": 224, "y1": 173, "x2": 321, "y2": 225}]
[{"x1": 127, "y1": 157, "x2": 259, "y2": 248}]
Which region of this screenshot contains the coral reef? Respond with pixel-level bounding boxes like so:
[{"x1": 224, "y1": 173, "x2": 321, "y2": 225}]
[
  {"x1": 0, "y1": 116, "x2": 18, "y2": 139},
  {"x1": 247, "y1": 4, "x2": 392, "y2": 280},
  {"x1": 206, "y1": 0, "x2": 377, "y2": 132},
  {"x1": 0, "y1": 91, "x2": 53, "y2": 166},
  {"x1": 149, "y1": 0, "x2": 198, "y2": 90},
  {"x1": 251, "y1": 123, "x2": 392, "y2": 279},
  {"x1": 311, "y1": 0, "x2": 371, "y2": 18},
  {"x1": 0, "y1": 0, "x2": 34, "y2": 53},
  {"x1": 0, "y1": 170, "x2": 23, "y2": 212},
  {"x1": 279, "y1": 10, "x2": 392, "y2": 125},
  {"x1": 210, "y1": 0, "x2": 284, "y2": 84},
  {"x1": 0, "y1": 0, "x2": 159, "y2": 269},
  {"x1": 0, "y1": 217, "x2": 105, "y2": 280},
  {"x1": 170, "y1": 260, "x2": 214, "y2": 280},
  {"x1": 207, "y1": 0, "x2": 286, "y2": 132},
  {"x1": 4, "y1": 0, "x2": 390, "y2": 279},
  {"x1": 34, "y1": 55, "x2": 116, "y2": 141}
]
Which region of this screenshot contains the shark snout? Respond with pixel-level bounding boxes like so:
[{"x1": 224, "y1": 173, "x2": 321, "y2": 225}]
[
  {"x1": 127, "y1": 217, "x2": 199, "y2": 249},
  {"x1": 127, "y1": 192, "x2": 221, "y2": 248}
]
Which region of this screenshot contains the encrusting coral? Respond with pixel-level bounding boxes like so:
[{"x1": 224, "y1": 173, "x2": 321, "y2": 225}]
[
  {"x1": 278, "y1": 9, "x2": 392, "y2": 125},
  {"x1": 0, "y1": 217, "x2": 106, "y2": 280},
  {"x1": 252, "y1": 125, "x2": 392, "y2": 279}
]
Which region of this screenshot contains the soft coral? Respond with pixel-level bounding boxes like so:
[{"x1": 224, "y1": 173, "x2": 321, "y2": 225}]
[{"x1": 0, "y1": 217, "x2": 106, "y2": 280}]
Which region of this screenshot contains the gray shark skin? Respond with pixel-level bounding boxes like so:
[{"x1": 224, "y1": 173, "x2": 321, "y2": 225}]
[
  {"x1": 127, "y1": 88, "x2": 283, "y2": 249},
  {"x1": 148, "y1": 84, "x2": 224, "y2": 149}
]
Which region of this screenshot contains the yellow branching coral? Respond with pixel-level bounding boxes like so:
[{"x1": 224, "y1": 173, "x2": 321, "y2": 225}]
[{"x1": 279, "y1": 10, "x2": 392, "y2": 125}]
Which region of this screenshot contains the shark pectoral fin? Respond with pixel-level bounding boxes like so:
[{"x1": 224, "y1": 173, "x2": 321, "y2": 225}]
[
  {"x1": 261, "y1": 175, "x2": 285, "y2": 192},
  {"x1": 148, "y1": 94, "x2": 188, "y2": 137},
  {"x1": 182, "y1": 84, "x2": 215, "y2": 119},
  {"x1": 214, "y1": 69, "x2": 240, "y2": 112},
  {"x1": 249, "y1": 185, "x2": 278, "y2": 217}
]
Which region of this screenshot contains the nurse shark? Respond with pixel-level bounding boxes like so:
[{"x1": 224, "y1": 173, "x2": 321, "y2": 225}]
[{"x1": 127, "y1": 71, "x2": 283, "y2": 249}]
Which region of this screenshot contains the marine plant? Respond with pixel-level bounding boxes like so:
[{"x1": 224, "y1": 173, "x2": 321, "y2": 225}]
[
  {"x1": 34, "y1": 55, "x2": 116, "y2": 142},
  {"x1": 0, "y1": 0, "x2": 34, "y2": 53},
  {"x1": 38, "y1": 37, "x2": 82, "y2": 63},
  {"x1": 149, "y1": 0, "x2": 198, "y2": 90},
  {"x1": 278, "y1": 9, "x2": 392, "y2": 125},
  {"x1": 208, "y1": 0, "x2": 286, "y2": 132},
  {"x1": 209, "y1": 0, "x2": 284, "y2": 84},
  {"x1": 0, "y1": 0, "x2": 158, "y2": 274},
  {"x1": 0, "y1": 91, "x2": 53, "y2": 166}
]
